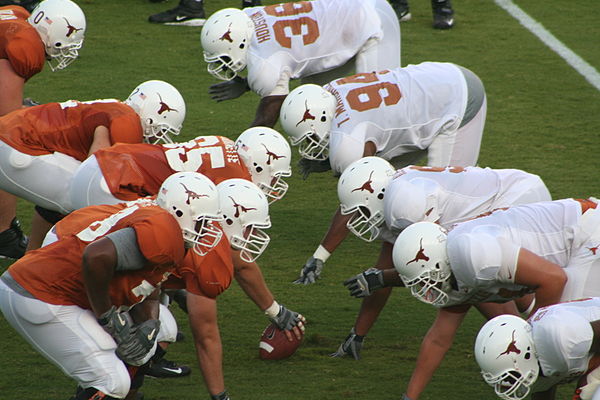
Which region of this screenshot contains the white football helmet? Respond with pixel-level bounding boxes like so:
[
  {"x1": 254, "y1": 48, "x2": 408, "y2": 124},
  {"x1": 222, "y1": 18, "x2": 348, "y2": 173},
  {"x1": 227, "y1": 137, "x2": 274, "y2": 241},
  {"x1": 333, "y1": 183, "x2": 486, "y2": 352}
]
[
  {"x1": 392, "y1": 221, "x2": 451, "y2": 306},
  {"x1": 280, "y1": 84, "x2": 336, "y2": 161},
  {"x1": 156, "y1": 172, "x2": 223, "y2": 256},
  {"x1": 235, "y1": 127, "x2": 292, "y2": 203},
  {"x1": 474, "y1": 315, "x2": 539, "y2": 400},
  {"x1": 27, "y1": 0, "x2": 86, "y2": 71},
  {"x1": 217, "y1": 178, "x2": 271, "y2": 262},
  {"x1": 200, "y1": 8, "x2": 254, "y2": 81},
  {"x1": 124, "y1": 80, "x2": 186, "y2": 144},
  {"x1": 337, "y1": 157, "x2": 395, "y2": 242}
]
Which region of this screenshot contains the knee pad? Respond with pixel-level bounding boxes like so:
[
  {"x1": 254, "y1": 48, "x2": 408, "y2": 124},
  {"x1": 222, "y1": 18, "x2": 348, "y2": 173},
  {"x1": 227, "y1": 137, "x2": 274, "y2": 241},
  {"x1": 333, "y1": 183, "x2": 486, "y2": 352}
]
[
  {"x1": 157, "y1": 304, "x2": 178, "y2": 343},
  {"x1": 35, "y1": 205, "x2": 66, "y2": 225}
]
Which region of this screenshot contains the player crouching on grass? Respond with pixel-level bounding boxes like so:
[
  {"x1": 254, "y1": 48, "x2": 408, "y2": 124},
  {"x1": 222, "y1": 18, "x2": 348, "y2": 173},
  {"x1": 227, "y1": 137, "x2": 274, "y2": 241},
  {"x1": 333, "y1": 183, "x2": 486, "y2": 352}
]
[
  {"x1": 0, "y1": 172, "x2": 223, "y2": 400},
  {"x1": 154, "y1": 178, "x2": 305, "y2": 400}
]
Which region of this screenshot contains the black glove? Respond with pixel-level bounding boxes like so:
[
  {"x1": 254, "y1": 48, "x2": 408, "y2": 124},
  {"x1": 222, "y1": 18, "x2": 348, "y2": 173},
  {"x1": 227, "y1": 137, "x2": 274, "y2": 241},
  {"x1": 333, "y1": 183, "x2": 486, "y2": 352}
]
[
  {"x1": 116, "y1": 318, "x2": 161, "y2": 366},
  {"x1": 98, "y1": 307, "x2": 160, "y2": 365},
  {"x1": 293, "y1": 256, "x2": 324, "y2": 285},
  {"x1": 297, "y1": 157, "x2": 331, "y2": 180},
  {"x1": 269, "y1": 304, "x2": 306, "y2": 332},
  {"x1": 208, "y1": 77, "x2": 249, "y2": 102},
  {"x1": 343, "y1": 268, "x2": 385, "y2": 298}
]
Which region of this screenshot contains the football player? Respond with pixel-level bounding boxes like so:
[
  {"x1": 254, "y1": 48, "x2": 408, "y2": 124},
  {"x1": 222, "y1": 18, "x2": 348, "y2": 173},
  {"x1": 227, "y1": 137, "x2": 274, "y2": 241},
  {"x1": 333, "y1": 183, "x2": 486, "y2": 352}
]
[
  {"x1": 475, "y1": 299, "x2": 600, "y2": 400},
  {"x1": 0, "y1": 0, "x2": 85, "y2": 259},
  {"x1": 200, "y1": 0, "x2": 401, "y2": 127},
  {"x1": 324, "y1": 157, "x2": 551, "y2": 358},
  {"x1": 389, "y1": 197, "x2": 600, "y2": 400},
  {"x1": 0, "y1": 172, "x2": 224, "y2": 400},
  {"x1": 68, "y1": 128, "x2": 291, "y2": 215},
  {"x1": 0, "y1": 79, "x2": 186, "y2": 256},
  {"x1": 281, "y1": 62, "x2": 488, "y2": 280},
  {"x1": 154, "y1": 179, "x2": 305, "y2": 398}
]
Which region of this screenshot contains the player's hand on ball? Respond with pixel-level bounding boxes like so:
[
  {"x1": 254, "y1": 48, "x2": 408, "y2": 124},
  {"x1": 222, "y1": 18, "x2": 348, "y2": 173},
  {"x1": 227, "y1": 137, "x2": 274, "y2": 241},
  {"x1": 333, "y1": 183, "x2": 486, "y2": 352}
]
[
  {"x1": 269, "y1": 304, "x2": 306, "y2": 340},
  {"x1": 293, "y1": 256, "x2": 324, "y2": 285},
  {"x1": 343, "y1": 268, "x2": 385, "y2": 297},
  {"x1": 208, "y1": 77, "x2": 249, "y2": 102}
]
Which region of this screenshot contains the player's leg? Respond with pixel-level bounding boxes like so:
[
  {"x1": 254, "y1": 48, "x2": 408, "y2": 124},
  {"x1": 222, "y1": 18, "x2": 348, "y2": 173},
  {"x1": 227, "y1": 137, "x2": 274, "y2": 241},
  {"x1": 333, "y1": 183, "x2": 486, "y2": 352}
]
[
  {"x1": 0, "y1": 280, "x2": 131, "y2": 398},
  {"x1": 69, "y1": 155, "x2": 124, "y2": 211},
  {"x1": 356, "y1": 0, "x2": 402, "y2": 72},
  {"x1": 428, "y1": 66, "x2": 486, "y2": 167}
]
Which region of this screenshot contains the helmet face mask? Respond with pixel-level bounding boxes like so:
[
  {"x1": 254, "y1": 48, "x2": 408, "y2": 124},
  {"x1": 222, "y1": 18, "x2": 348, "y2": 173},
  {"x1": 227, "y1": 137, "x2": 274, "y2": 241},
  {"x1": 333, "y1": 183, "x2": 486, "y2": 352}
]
[
  {"x1": 156, "y1": 172, "x2": 223, "y2": 256},
  {"x1": 235, "y1": 127, "x2": 292, "y2": 203},
  {"x1": 28, "y1": 0, "x2": 86, "y2": 71},
  {"x1": 392, "y1": 222, "x2": 452, "y2": 306},
  {"x1": 337, "y1": 157, "x2": 396, "y2": 242},
  {"x1": 280, "y1": 84, "x2": 336, "y2": 161},
  {"x1": 217, "y1": 179, "x2": 271, "y2": 262},
  {"x1": 124, "y1": 80, "x2": 186, "y2": 144},
  {"x1": 475, "y1": 315, "x2": 540, "y2": 400},
  {"x1": 201, "y1": 8, "x2": 254, "y2": 81}
]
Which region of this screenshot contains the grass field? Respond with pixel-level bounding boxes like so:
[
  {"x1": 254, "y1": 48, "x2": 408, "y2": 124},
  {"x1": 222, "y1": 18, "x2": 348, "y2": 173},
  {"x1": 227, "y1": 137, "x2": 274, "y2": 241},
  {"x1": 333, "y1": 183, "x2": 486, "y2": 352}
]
[{"x1": 1, "y1": 0, "x2": 599, "y2": 399}]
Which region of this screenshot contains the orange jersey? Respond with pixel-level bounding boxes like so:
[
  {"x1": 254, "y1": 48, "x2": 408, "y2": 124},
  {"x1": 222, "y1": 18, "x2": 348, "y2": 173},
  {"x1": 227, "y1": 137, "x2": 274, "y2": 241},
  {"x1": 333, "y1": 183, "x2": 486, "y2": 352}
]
[
  {"x1": 95, "y1": 135, "x2": 252, "y2": 201},
  {"x1": 164, "y1": 236, "x2": 234, "y2": 299},
  {"x1": 0, "y1": 6, "x2": 45, "y2": 80},
  {"x1": 0, "y1": 100, "x2": 143, "y2": 161},
  {"x1": 8, "y1": 198, "x2": 185, "y2": 309}
]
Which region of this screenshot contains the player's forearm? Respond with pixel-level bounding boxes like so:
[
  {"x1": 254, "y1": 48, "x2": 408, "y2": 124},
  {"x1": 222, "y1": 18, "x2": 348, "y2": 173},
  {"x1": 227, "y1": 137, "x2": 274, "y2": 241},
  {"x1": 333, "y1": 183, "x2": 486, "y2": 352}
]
[
  {"x1": 234, "y1": 260, "x2": 275, "y2": 311},
  {"x1": 405, "y1": 336, "x2": 453, "y2": 399},
  {"x1": 319, "y1": 207, "x2": 352, "y2": 254}
]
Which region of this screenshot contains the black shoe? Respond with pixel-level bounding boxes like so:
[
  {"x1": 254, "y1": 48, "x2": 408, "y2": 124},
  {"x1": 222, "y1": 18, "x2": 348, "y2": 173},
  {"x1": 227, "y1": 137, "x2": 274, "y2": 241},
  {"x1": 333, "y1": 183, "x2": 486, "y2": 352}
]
[
  {"x1": 390, "y1": 0, "x2": 411, "y2": 22},
  {"x1": 432, "y1": 0, "x2": 454, "y2": 29},
  {"x1": 146, "y1": 358, "x2": 191, "y2": 378},
  {"x1": 0, "y1": 218, "x2": 28, "y2": 259},
  {"x1": 148, "y1": 0, "x2": 206, "y2": 26},
  {"x1": 241, "y1": 0, "x2": 261, "y2": 8}
]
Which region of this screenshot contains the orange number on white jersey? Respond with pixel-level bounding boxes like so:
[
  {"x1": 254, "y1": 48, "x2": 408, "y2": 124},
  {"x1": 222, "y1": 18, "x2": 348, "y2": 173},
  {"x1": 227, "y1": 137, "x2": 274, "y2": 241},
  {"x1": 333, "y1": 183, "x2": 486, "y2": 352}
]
[
  {"x1": 335, "y1": 72, "x2": 402, "y2": 112},
  {"x1": 263, "y1": 1, "x2": 319, "y2": 49},
  {"x1": 408, "y1": 166, "x2": 466, "y2": 174},
  {"x1": 163, "y1": 136, "x2": 226, "y2": 172}
]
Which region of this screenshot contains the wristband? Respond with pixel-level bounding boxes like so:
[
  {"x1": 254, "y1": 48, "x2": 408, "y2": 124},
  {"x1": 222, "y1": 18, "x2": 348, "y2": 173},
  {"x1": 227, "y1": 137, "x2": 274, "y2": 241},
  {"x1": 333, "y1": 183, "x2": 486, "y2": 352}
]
[
  {"x1": 522, "y1": 297, "x2": 536, "y2": 318},
  {"x1": 264, "y1": 300, "x2": 280, "y2": 319},
  {"x1": 313, "y1": 245, "x2": 331, "y2": 262}
]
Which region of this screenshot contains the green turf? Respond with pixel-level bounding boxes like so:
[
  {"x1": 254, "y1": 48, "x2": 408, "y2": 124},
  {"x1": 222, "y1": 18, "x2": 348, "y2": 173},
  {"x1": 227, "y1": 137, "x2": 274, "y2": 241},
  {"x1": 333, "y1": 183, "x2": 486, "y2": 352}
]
[{"x1": 0, "y1": 0, "x2": 599, "y2": 398}]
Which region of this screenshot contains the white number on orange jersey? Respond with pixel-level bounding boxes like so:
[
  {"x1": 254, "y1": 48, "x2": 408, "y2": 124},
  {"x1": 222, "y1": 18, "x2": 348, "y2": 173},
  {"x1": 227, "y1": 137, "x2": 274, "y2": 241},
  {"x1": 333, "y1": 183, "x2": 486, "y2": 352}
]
[{"x1": 163, "y1": 136, "x2": 226, "y2": 171}]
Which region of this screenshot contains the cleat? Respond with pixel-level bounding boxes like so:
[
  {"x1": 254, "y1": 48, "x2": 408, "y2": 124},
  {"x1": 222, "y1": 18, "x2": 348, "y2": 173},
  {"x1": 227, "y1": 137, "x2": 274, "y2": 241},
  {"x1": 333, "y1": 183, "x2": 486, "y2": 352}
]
[
  {"x1": 390, "y1": 0, "x2": 411, "y2": 22},
  {"x1": 148, "y1": 0, "x2": 206, "y2": 26},
  {"x1": 432, "y1": 0, "x2": 454, "y2": 29},
  {"x1": 330, "y1": 328, "x2": 363, "y2": 360},
  {"x1": 0, "y1": 218, "x2": 28, "y2": 259},
  {"x1": 146, "y1": 358, "x2": 191, "y2": 378}
]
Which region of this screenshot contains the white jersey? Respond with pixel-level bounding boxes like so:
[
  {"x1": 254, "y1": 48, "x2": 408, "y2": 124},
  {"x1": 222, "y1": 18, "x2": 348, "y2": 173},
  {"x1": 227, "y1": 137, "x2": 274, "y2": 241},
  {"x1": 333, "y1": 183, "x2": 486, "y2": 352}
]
[
  {"x1": 529, "y1": 298, "x2": 600, "y2": 392},
  {"x1": 326, "y1": 62, "x2": 468, "y2": 174},
  {"x1": 382, "y1": 165, "x2": 551, "y2": 238},
  {"x1": 244, "y1": 0, "x2": 383, "y2": 97},
  {"x1": 443, "y1": 199, "x2": 600, "y2": 307}
]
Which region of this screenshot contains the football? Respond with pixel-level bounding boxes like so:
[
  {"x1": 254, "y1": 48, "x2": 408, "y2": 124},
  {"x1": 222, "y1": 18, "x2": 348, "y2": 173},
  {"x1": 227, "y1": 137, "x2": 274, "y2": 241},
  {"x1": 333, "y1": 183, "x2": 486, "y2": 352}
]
[{"x1": 258, "y1": 323, "x2": 303, "y2": 360}]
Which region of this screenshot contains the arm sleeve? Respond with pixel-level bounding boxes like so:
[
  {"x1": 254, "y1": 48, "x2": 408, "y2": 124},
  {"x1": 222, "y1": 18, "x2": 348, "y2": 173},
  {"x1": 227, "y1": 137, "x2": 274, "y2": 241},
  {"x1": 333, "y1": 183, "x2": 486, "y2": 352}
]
[
  {"x1": 104, "y1": 227, "x2": 147, "y2": 271},
  {"x1": 447, "y1": 232, "x2": 520, "y2": 288}
]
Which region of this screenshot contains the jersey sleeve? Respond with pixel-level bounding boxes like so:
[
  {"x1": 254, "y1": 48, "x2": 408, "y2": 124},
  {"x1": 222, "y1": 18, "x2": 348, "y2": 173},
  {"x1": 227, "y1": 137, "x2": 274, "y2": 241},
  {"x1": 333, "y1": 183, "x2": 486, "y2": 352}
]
[
  {"x1": 447, "y1": 232, "x2": 520, "y2": 289},
  {"x1": 5, "y1": 29, "x2": 45, "y2": 80},
  {"x1": 178, "y1": 239, "x2": 233, "y2": 299},
  {"x1": 247, "y1": 51, "x2": 291, "y2": 97},
  {"x1": 533, "y1": 311, "x2": 593, "y2": 377},
  {"x1": 108, "y1": 113, "x2": 144, "y2": 144},
  {"x1": 328, "y1": 127, "x2": 367, "y2": 175},
  {"x1": 132, "y1": 212, "x2": 185, "y2": 266}
]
